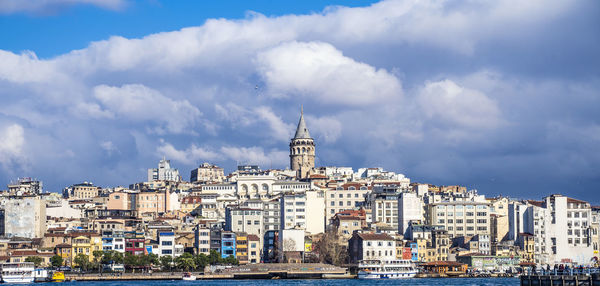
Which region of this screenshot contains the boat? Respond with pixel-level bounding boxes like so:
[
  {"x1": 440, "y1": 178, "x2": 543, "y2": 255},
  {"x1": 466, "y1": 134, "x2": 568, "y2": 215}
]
[
  {"x1": 182, "y1": 272, "x2": 196, "y2": 281},
  {"x1": 33, "y1": 269, "x2": 49, "y2": 282},
  {"x1": 0, "y1": 262, "x2": 35, "y2": 283},
  {"x1": 357, "y1": 259, "x2": 417, "y2": 279},
  {"x1": 51, "y1": 271, "x2": 65, "y2": 282}
]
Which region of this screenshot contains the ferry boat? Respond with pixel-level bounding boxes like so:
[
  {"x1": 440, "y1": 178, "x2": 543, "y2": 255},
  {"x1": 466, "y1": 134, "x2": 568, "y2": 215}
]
[
  {"x1": 182, "y1": 272, "x2": 196, "y2": 281},
  {"x1": 0, "y1": 262, "x2": 35, "y2": 283},
  {"x1": 357, "y1": 259, "x2": 417, "y2": 279}
]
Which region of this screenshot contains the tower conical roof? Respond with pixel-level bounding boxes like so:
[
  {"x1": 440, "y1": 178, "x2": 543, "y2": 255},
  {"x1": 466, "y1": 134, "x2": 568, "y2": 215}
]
[{"x1": 293, "y1": 108, "x2": 311, "y2": 139}]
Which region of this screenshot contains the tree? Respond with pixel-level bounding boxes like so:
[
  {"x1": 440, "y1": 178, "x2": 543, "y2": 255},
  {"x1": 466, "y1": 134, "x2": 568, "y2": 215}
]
[
  {"x1": 208, "y1": 250, "x2": 221, "y2": 265},
  {"x1": 124, "y1": 252, "x2": 138, "y2": 268},
  {"x1": 25, "y1": 256, "x2": 43, "y2": 267},
  {"x1": 312, "y1": 230, "x2": 348, "y2": 266},
  {"x1": 112, "y1": 252, "x2": 124, "y2": 264},
  {"x1": 92, "y1": 250, "x2": 104, "y2": 272},
  {"x1": 160, "y1": 255, "x2": 173, "y2": 271},
  {"x1": 74, "y1": 254, "x2": 91, "y2": 271},
  {"x1": 194, "y1": 254, "x2": 209, "y2": 270},
  {"x1": 175, "y1": 253, "x2": 195, "y2": 271},
  {"x1": 222, "y1": 255, "x2": 239, "y2": 265},
  {"x1": 50, "y1": 255, "x2": 64, "y2": 268}
]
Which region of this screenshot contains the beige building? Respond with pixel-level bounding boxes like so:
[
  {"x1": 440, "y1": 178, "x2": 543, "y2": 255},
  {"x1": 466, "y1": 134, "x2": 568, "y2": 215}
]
[
  {"x1": 107, "y1": 191, "x2": 136, "y2": 210},
  {"x1": 2, "y1": 196, "x2": 46, "y2": 238},
  {"x1": 325, "y1": 183, "x2": 370, "y2": 220},
  {"x1": 63, "y1": 182, "x2": 100, "y2": 200},
  {"x1": 289, "y1": 109, "x2": 315, "y2": 179},
  {"x1": 488, "y1": 197, "x2": 509, "y2": 244},
  {"x1": 190, "y1": 163, "x2": 224, "y2": 183},
  {"x1": 427, "y1": 201, "x2": 491, "y2": 238},
  {"x1": 248, "y1": 234, "x2": 261, "y2": 263}
]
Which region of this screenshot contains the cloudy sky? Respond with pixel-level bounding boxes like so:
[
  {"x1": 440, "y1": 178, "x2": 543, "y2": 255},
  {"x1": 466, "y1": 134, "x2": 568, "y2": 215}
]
[{"x1": 0, "y1": 0, "x2": 598, "y2": 202}]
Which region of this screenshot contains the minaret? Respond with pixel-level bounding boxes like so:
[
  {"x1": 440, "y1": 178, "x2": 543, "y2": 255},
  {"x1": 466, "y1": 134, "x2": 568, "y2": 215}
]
[{"x1": 290, "y1": 107, "x2": 315, "y2": 178}]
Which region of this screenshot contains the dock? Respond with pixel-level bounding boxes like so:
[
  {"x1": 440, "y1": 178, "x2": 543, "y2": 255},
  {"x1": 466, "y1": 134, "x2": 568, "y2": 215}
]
[
  {"x1": 63, "y1": 263, "x2": 351, "y2": 281},
  {"x1": 520, "y1": 269, "x2": 600, "y2": 286}
]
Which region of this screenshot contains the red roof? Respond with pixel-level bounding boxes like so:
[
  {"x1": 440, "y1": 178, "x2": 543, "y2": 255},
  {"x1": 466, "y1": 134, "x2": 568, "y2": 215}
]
[
  {"x1": 247, "y1": 234, "x2": 260, "y2": 241},
  {"x1": 357, "y1": 233, "x2": 393, "y2": 241}
]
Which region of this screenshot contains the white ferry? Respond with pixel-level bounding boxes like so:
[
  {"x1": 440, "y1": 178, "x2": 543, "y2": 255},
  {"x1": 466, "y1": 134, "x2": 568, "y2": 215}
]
[
  {"x1": 357, "y1": 259, "x2": 417, "y2": 279},
  {"x1": 0, "y1": 262, "x2": 35, "y2": 283}
]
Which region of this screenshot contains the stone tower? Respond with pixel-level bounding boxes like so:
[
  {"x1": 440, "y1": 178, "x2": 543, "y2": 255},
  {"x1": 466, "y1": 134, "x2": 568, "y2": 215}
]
[{"x1": 290, "y1": 108, "x2": 315, "y2": 178}]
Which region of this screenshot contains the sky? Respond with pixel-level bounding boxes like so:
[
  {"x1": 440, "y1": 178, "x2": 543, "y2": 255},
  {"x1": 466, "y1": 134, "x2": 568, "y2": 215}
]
[{"x1": 0, "y1": 0, "x2": 599, "y2": 202}]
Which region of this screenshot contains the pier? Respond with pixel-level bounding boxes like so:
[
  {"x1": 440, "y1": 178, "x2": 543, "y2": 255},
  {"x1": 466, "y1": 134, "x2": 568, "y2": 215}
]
[{"x1": 520, "y1": 269, "x2": 600, "y2": 286}]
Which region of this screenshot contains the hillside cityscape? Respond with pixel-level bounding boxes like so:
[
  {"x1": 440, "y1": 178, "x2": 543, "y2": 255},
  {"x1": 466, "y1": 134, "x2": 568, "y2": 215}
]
[{"x1": 0, "y1": 110, "x2": 595, "y2": 274}]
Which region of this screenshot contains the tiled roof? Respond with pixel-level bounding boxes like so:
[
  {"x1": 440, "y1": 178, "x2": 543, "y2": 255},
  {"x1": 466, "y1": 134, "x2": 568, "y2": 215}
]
[{"x1": 357, "y1": 233, "x2": 393, "y2": 241}]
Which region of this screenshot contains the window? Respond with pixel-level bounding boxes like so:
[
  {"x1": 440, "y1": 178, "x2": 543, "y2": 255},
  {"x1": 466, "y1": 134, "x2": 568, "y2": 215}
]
[{"x1": 467, "y1": 212, "x2": 474, "y2": 216}]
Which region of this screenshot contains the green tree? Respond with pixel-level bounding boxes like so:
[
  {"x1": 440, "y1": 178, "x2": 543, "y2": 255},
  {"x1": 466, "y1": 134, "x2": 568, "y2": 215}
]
[
  {"x1": 112, "y1": 252, "x2": 124, "y2": 264},
  {"x1": 208, "y1": 250, "x2": 221, "y2": 265},
  {"x1": 74, "y1": 254, "x2": 91, "y2": 271},
  {"x1": 160, "y1": 255, "x2": 173, "y2": 271},
  {"x1": 175, "y1": 253, "x2": 195, "y2": 271},
  {"x1": 222, "y1": 255, "x2": 239, "y2": 266},
  {"x1": 101, "y1": 251, "x2": 114, "y2": 265},
  {"x1": 92, "y1": 250, "x2": 104, "y2": 271},
  {"x1": 194, "y1": 254, "x2": 209, "y2": 270},
  {"x1": 25, "y1": 256, "x2": 43, "y2": 267},
  {"x1": 50, "y1": 255, "x2": 64, "y2": 268},
  {"x1": 124, "y1": 252, "x2": 138, "y2": 267}
]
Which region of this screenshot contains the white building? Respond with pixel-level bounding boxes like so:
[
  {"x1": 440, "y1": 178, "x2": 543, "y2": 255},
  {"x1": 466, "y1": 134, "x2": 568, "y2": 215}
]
[
  {"x1": 148, "y1": 157, "x2": 181, "y2": 182},
  {"x1": 325, "y1": 183, "x2": 370, "y2": 220},
  {"x1": 427, "y1": 201, "x2": 491, "y2": 238},
  {"x1": 398, "y1": 192, "x2": 423, "y2": 236},
  {"x1": 1, "y1": 196, "x2": 46, "y2": 238},
  {"x1": 280, "y1": 190, "x2": 325, "y2": 234},
  {"x1": 348, "y1": 232, "x2": 396, "y2": 263}
]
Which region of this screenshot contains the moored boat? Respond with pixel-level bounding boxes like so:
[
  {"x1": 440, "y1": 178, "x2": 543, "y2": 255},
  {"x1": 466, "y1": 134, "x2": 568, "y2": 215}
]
[
  {"x1": 357, "y1": 259, "x2": 417, "y2": 279},
  {"x1": 0, "y1": 262, "x2": 35, "y2": 283},
  {"x1": 51, "y1": 271, "x2": 65, "y2": 282},
  {"x1": 182, "y1": 272, "x2": 196, "y2": 281}
]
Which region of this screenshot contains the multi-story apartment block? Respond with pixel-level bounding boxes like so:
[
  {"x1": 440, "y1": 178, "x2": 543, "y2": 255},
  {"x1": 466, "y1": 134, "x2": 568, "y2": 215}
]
[
  {"x1": 280, "y1": 190, "x2": 325, "y2": 234},
  {"x1": 427, "y1": 201, "x2": 491, "y2": 238},
  {"x1": 236, "y1": 233, "x2": 248, "y2": 264},
  {"x1": 221, "y1": 231, "x2": 236, "y2": 258},
  {"x1": 7, "y1": 178, "x2": 43, "y2": 195},
  {"x1": 248, "y1": 234, "x2": 261, "y2": 263},
  {"x1": 370, "y1": 187, "x2": 400, "y2": 228},
  {"x1": 190, "y1": 163, "x2": 225, "y2": 183},
  {"x1": 398, "y1": 192, "x2": 423, "y2": 236},
  {"x1": 225, "y1": 207, "x2": 264, "y2": 238},
  {"x1": 194, "y1": 226, "x2": 210, "y2": 255},
  {"x1": 325, "y1": 183, "x2": 370, "y2": 220},
  {"x1": 158, "y1": 232, "x2": 177, "y2": 258},
  {"x1": 62, "y1": 182, "x2": 100, "y2": 200},
  {"x1": 1, "y1": 196, "x2": 46, "y2": 238},
  {"x1": 101, "y1": 230, "x2": 125, "y2": 253}
]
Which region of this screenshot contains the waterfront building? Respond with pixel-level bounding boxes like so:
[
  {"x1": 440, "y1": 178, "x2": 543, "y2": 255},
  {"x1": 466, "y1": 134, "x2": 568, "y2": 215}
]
[
  {"x1": 124, "y1": 231, "x2": 145, "y2": 255},
  {"x1": 221, "y1": 231, "x2": 236, "y2": 259},
  {"x1": 225, "y1": 207, "x2": 264, "y2": 238},
  {"x1": 348, "y1": 232, "x2": 396, "y2": 264},
  {"x1": 248, "y1": 234, "x2": 261, "y2": 263},
  {"x1": 101, "y1": 230, "x2": 125, "y2": 253},
  {"x1": 236, "y1": 233, "x2": 248, "y2": 264},
  {"x1": 158, "y1": 232, "x2": 176, "y2": 258},
  {"x1": 194, "y1": 226, "x2": 210, "y2": 255}
]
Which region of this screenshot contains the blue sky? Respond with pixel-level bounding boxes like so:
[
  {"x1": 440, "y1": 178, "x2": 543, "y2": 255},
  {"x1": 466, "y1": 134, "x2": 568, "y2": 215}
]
[{"x1": 0, "y1": 0, "x2": 599, "y2": 203}]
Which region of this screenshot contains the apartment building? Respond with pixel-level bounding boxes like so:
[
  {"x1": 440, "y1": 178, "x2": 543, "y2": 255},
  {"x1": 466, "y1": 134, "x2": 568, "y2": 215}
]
[
  {"x1": 427, "y1": 201, "x2": 491, "y2": 238},
  {"x1": 325, "y1": 183, "x2": 370, "y2": 220}
]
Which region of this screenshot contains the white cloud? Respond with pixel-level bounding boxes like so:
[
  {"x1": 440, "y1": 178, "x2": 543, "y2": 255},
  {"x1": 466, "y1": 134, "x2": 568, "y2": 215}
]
[
  {"x1": 0, "y1": 0, "x2": 126, "y2": 14},
  {"x1": 256, "y1": 41, "x2": 402, "y2": 105},
  {"x1": 220, "y1": 146, "x2": 288, "y2": 168},
  {"x1": 215, "y1": 103, "x2": 293, "y2": 142},
  {"x1": 305, "y1": 115, "x2": 342, "y2": 143},
  {"x1": 157, "y1": 141, "x2": 221, "y2": 165},
  {"x1": 417, "y1": 79, "x2": 503, "y2": 129},
  {"x1": 93, "y1": 84, "x2": 201, "y2": 134},
  {"x1": 0, "y1": 124, "x2": 27, "y2": 171}
]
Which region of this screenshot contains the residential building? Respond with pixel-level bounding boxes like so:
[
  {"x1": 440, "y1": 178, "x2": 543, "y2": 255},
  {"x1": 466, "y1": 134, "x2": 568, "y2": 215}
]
[
  {"x1": 62, "y1": 182, "x2": 100, "y2": 200},
  {"x1": 398, "y1": 191, "x2": 423, "y2": 236},
  {"x1": 7, "y1": 178, "x2": 43, "y2": 195},
  {"x1": 325, "y1": 183, "x2": 370, "y2": 219},
  {"x1": 190, "y1": 163, "x2": 225, "y2": 183},
  {"x1": 348, "y1": 232, "x2": 396, "y2": 264},
  {"x1": 427, "y1": 201, "x2": 491, "y2": 238},
  {"x1": 248, "y1": 234, "x2": 261, "y2": 263},
  {"x1": 221, "y1": 231, "x2": 236, "y2": 259},
  {"x1": 236, "y1": 233, "x2": 248, "y2": 264},
  {"x1": 2, "y1": 196, "x2": 46, "y2": 238},
  {"x1": 194, "y1": 226, "x2": 210, "y2": 255}
]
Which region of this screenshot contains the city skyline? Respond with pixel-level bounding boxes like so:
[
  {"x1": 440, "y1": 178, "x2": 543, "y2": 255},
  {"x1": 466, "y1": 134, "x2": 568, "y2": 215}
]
[{"x1": 0, "y1": 0, "x2": 599, "y2": 202}]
